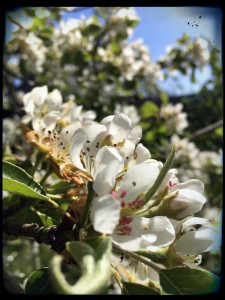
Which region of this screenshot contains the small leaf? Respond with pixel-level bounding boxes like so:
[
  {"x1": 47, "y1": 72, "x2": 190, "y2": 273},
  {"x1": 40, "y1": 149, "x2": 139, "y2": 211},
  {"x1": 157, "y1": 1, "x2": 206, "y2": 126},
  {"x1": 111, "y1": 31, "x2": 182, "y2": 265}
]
[
  {"x1": 160, "y1": 267, "x2": 220, "y2": 295},
  {"x1": 3, "y1": 161, "x2": 49, "y2": 201},
  {"x1": 25, "y1": 268, "x2": 55, "y2": 294},
  {"x1": 140, "y1": 102, "x2": 159, "y2": 118},
  {"x1": 122, "y1": 282, "x2": 160, "y2": 295},
  {"x1": 66, "y1": 241, "x2": 95, "y2": 266},
  {"x1": 51, "y1": 237, "x2": 112, "y2": 294}
]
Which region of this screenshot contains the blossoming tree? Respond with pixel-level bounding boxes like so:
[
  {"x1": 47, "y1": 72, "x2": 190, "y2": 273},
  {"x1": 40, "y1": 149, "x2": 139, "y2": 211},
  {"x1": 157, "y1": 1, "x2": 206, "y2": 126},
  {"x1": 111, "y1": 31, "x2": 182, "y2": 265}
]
[{"x1": 3, "y1": 7, "x2": 222, "y2": 295}]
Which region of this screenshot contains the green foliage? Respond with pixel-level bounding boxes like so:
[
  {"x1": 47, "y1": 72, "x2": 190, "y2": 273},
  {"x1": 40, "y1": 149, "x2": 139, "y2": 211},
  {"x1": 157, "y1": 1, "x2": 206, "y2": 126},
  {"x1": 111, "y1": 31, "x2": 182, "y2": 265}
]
[
  {"x1": 50, "y1": 237, "x2": 112, "y2": 294},
  {"x1": 122, "y1": 282, "x2": 160, "y2": 295},
  {"x1": 140, "y1": 102, "x2": 159, "y2": 118},
  {"x1": 3, "y1": 161, "x2": 48, "y2": 201},
  {"x1": 160, "y1": 267, "x2": 220, "y2": 295},
  {"x1": 25, "y1": 268, "x2": 55, "y2": 294}
]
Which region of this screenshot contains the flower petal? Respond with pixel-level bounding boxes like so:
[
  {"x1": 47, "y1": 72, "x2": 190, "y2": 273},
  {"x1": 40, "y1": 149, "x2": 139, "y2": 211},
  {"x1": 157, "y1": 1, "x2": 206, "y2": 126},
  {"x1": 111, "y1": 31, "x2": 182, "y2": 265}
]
[
  {"x1": 127, "y1": 125, "x2": 142, "y2": 144},
  {"x1": 43, "y1": 111, "x2": 59, "y2": 131},
  {"x1": 108, "y1": 113, "x2": 131, "y2": 144},
  {"x1": 23, "y1": 86, "x2": 48, "y2": 113},
  {"x1": 93, "y1": 146, "x2": 124, "y2": 196},
  {"x1": 118, "y1": 162, "x2": 160, "y2": 203},
  {"x1": 90, "y1": 195, "x2": 121, "y2": 234},
  {"x1": 175, "y1": 227, "x2": 221, "y2": 255},
  {"x1": 170, "y1": 189, "x2": 207, "y2": 218},
  {"x1": 113, "y1": 216, "x2": 175, "y2": 252},
  {"x1": 58, "y1": 123, "x2": 81, "y2": 150},
  {"x1": 70, "y1": 127, "x2": 87, "y2": 171},
  {"x1": 128, "y1": 143, "x2": 151, "y2": 168},
  {"x1": 84, "y1": 124, "x2": 108, "y2": 158},
  {"x1": 171, "y1": 179, "x2": 204, "y2": 194},
  {"x1": 46, "y1": 89, "x2": 63, "y2": 110}
]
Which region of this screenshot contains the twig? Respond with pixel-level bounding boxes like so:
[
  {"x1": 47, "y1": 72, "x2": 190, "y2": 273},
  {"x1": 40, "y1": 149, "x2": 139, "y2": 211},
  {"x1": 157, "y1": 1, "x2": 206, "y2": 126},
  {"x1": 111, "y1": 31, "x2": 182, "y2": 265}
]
[
  {"x1": 6, "y1": 14, "x2": 27, "y2": 31},
  {"x1": 3, "y1": 222, "x2": 56, "y2": 245},
  {"x1": 189, "y1": 120, "x2": 223, "y2": 140}
]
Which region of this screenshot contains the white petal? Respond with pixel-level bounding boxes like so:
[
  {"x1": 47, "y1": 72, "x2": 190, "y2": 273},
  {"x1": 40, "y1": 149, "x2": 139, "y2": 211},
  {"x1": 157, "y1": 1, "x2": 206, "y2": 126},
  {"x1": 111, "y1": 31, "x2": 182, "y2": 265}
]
[
  {"x1": 43, "y1": 111, "x2": 59, "y2": 131},
  {"x1": 23, "y1": 94, "x2": 35, "y2": 114},
  {"x1": 32, "y1": 117, "x2": 42, "y2": 132},
  {"x1": 127, "y1": 125, "x2": 142, "y2": 144},
  {"x1": 82, "y1": 110, "x2": 97, "y2": 121},
  {"x1": 100, "y1": 115, "x2": 114, "y2": 128},
  {"x1": 128, "y1": 143, "x2": 151, "y2": 168},
  {"x1": 58, "y1": 123, "x2": 81, "y2": 150},
  {"x1": 171, "y1": 179, "x2": 204, "y2": 194},
  {"x1": 181, "y1": 217, "x2": 210, "y2": 231},
  {"x1": 70, "y1": 127, "x2": 87, "y2": 171},
  {"x1": 23, "y1": 86, "x2": 48, "y2": 113},
  {"x1": 84, "y1": 124, "x2": 107, "y2": 158},
  {"x1": 169, "y1": 189, "x2": 207, "y2": 218},
  {"x1": 118, "y1": 163, "x2": 160, "y2": 203},
  {"x1": 113, "y1": 216, "x2": 175, "y2": 252},
  {"x1": 109, "y1": 113, "x2": 131, "y2": 144},
  {"x1": 46, "y1": 89, "x2": 63, "y2": 110},
  {"x1": 71, "y1": 105, "x2": 83, "y2": 121},
  {"x1": 119, "y1": 139, "x2": 135, "y2": 162},
  {"x1": 175, "y1": 227, "x2": 221, "y2": 255},
  {"x1": 159, "y1": 168, "x2": 178, "y2": 194},
  {"x1": 31, "y1": 86, "x2": 48, "y2": 107},
  {"x1": 93, "y1": 146, "x2": 124, "y2": 196},
  {"x1": 90, "y1": 195, "x2": 121, "y2": 234}
]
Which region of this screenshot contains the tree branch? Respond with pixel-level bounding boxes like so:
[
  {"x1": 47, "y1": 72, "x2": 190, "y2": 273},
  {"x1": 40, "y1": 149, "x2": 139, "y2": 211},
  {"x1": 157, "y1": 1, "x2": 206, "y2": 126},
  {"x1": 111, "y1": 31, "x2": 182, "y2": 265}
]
[
  {"x1": 189, "y1": 120, "x2": 223, "y2": 140},
  {"x1": 3, "y1": 222, "x2": 57, "y2": 245}
]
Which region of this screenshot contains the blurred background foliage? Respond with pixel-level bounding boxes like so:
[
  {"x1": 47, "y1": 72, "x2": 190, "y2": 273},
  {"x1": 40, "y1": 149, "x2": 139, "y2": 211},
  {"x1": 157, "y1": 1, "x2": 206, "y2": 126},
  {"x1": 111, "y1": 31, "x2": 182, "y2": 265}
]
[{"x1": 3, "y1": 7, "x2": 222, "y2": 292}]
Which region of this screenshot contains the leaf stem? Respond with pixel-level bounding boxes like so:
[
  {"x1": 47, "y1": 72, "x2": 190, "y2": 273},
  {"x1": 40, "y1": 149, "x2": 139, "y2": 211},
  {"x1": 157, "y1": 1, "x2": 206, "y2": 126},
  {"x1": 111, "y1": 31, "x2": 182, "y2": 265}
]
[
  {"x1": 47, "y1": 198, "x2": 77, "y2": 224},
  {"x1": 39, "y1": 164, "x2": 53, "y2": 186},
  {"x1": 79, "y1": 182, "x2": 94, "y2": 229}
]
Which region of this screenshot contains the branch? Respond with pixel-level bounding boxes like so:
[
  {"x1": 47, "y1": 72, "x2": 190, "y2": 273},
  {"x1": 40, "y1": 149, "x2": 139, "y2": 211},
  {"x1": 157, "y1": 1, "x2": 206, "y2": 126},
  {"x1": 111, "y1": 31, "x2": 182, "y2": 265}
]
[
  {"x1": 6, "y1": 15, "x2": 28, "y2": 31},
  {"x1": 189, "y1": 120, "x2": 223, "y2": 140},
  {"x1": 3, "y1": 222, "x2": 57, "y2": 245}
]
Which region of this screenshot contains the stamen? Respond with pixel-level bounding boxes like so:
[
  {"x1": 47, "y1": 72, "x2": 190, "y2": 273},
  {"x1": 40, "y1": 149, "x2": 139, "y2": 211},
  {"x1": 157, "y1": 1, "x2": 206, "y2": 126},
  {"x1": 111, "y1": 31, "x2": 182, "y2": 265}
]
[
  {"x1": 120, "y1": 190, "x2": 127, "y2": 198},
  {"x1": 120, "y1": 226, "x2": 132, "y2": 235}
]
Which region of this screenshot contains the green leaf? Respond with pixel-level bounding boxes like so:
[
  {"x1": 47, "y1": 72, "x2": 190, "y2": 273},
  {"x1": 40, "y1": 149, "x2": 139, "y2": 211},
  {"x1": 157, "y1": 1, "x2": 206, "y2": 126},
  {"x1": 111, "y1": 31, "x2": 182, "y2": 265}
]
[
  {"x1": 25, "y1": 268, "x2": 55, "y2": 294},
  {"x1": 66, "y1": 241, "x2": 95, "y2": 266},
  {"x1": 140, "y1": 102, "x2": 159, "y2": 118},
  {"x1": 3, "y1": 161, "x2": 49, "y2": 201},
  {"x1": 51, "y1": 237, "x2": 112, "y2": 294},
  {"x1": 215, "y1": 126, "x2": 223, "y2": 136},
  {"x1": 35, "y1": 210, "x2": 55, "y2": 226},
  {"x1": 159, "y1": 91, "x2": 168, "y2": 105},
  {"x1": 122, "y1": 282, "x2": 160, "y2": 295},
  {"x1": 47, "y1": 180, "x2": 77, "y2": 194},
  {"x1": 160, "y1": 267, "x2": 220, "y2": 295}
]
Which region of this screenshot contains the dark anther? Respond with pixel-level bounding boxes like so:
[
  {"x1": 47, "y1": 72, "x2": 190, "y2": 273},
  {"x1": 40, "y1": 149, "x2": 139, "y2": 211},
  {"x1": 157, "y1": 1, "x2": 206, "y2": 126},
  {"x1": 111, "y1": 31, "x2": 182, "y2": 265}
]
[{"x1": 132, "y1": 182, "x2": 136, "y2": 186}]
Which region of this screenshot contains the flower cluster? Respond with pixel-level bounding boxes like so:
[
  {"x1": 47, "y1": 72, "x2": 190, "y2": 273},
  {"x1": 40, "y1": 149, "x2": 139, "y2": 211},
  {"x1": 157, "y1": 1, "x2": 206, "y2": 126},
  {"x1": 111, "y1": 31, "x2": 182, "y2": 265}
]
[
  {"x1": 67, "y1": 111, "x2": 219, "y2": 269},
  {"x1": 21, "y1": 86, "x2": 219, "y2": 268}
]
